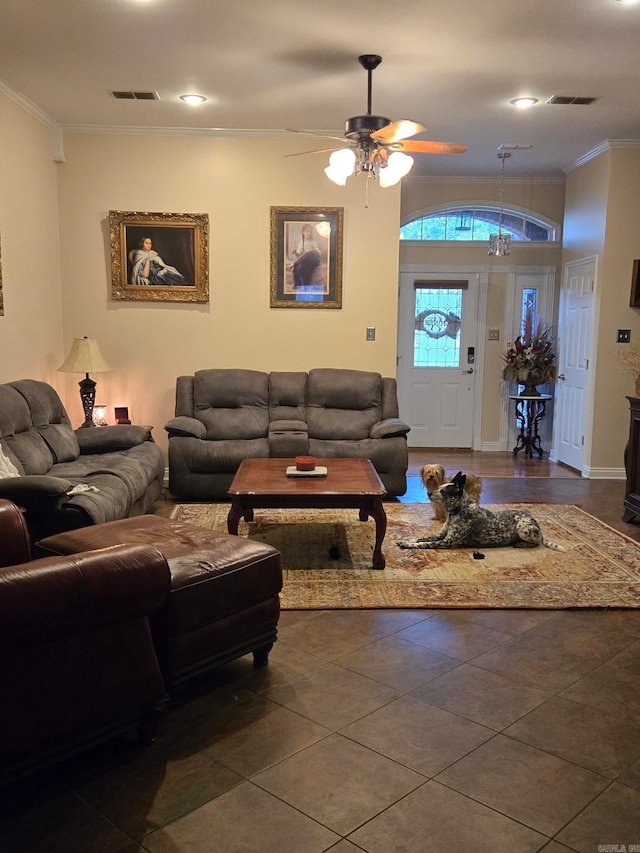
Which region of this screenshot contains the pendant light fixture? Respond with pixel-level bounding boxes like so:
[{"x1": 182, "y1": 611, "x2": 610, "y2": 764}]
[{"x1": 488, "y1": 151, "x2": 511, "y2": 257}]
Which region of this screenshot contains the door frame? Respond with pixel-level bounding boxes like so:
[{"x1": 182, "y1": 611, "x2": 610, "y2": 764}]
[
  {"x1": 551, "y1": 254, "x2": 600, "y2": 476},
  {"x1": 398, "y1": 264, "x2": 487, "y2": 450}
]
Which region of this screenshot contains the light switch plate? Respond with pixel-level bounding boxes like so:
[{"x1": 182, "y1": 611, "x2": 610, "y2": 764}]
[
  {"x1": 488, "y1": 329, "x2": 500, "y2": 341},
  {"x1": 617, "y1": 329, "x2": 631, "y2": 343},
  {"x1": 366, "y1": 327, "x2": 376, "y2": 341}
]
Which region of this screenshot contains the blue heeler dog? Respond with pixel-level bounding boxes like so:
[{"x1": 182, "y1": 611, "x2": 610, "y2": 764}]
[{"x1": 398, "y1": 471, "x2": 565, "y2": 551}]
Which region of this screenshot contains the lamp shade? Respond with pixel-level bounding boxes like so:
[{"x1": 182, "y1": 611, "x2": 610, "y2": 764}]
[{"x1": 58, "y1": 337, "x2": 112, "y2": 374}]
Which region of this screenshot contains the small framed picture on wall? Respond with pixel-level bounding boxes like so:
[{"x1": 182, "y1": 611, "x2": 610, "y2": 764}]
[
  {"x1": 109, "y1": 210, "x2": 209, "y2": 303},
  {"x1": 631, "y1": 259, "x2": 640, "y2": 308},
  {"x1": 270, "y1": 206, "x2": 343, "y2": 309}
]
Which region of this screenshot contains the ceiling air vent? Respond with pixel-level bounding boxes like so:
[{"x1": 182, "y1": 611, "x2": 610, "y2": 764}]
[
  {"x1": 111, "y1": 91, "x2": 159, "y2": 100},
  {"x1": 546, "y1": 95, "x2": 597, "y2": 105}
]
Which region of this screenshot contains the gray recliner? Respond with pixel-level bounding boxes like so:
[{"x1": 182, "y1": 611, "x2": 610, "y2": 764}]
[
  {"x1": 165, "y1": 367, "x2": 410, "y2": 499},
  {"x1": 0, "y1": 379, "x2": 164, "y2": 541}
]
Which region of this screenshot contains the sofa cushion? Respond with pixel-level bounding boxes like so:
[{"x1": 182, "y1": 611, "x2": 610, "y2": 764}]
[
  {"x1": 0, "y1": 442, "x2": 21, "y2": 477},
  {"x1": 10, "y1": 380, "x2": 79, "y2": 463},
  {"x1": 0, "y1": 385, "x2": 53, "y2": 474},
  {"x1": 269, "y1": 372, "x2": 308, "y2": 422},
  {"x1": 193, "y1": 369, "x2": 269, "y2": 440},
  {"x1": 307, "y1": 368, "x2": 382, "y2": 440}
]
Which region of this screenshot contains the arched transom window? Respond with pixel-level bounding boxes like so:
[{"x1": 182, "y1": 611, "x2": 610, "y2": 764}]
[{"x1": 400, "y1": 206, "x2": 558, "y2": 242}]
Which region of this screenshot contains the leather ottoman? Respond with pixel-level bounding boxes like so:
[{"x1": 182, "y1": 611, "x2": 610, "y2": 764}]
[{"x1": 37, "y1": 515, "x2": 283, "y2": 691}]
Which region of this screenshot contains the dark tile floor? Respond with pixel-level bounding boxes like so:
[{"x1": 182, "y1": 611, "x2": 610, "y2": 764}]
[{"x1": 2, "y1": 452, "x2": 640, "y2": 852}]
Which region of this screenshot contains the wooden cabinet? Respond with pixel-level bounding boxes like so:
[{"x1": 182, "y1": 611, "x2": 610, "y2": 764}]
[{"x1": 623, "y1": 396, "x2": 640, "y2": 522}]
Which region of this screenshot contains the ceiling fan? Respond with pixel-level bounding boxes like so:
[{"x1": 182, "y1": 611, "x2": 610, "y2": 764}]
[{"x1": 288, "y1": 54, "x2": 467, "y2": 187}]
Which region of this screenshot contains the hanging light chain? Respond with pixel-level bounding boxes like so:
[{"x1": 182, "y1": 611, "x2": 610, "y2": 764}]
[
  {"x1": 489, "y1": 151, "x2": 512, "y2": 257},
  {"x1": 497, "y1": 151, "x2": 510, "y2": 235}
]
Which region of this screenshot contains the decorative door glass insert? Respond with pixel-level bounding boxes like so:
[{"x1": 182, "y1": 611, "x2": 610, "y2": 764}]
[{"x1": 413, "y1": 287, "x2": 464, "y2": 367}]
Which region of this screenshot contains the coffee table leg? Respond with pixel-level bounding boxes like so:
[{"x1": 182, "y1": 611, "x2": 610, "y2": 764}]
[
  {"x1": 227, "y1": 499, "x2": 242, "y2": 534},
  {"x1": 369, "y1": 498, "x2": 387, "y2": 570}
]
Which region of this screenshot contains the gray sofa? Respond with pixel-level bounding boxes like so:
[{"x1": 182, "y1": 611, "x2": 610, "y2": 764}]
[
  {"x1": 164, "y1": 368, "x2": 410, "y2": 499},
  {"x1": 0, "y1": 379, "x2": 164, "y2": 540}
]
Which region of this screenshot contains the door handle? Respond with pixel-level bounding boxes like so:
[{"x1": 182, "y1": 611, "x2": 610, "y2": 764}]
[
  {"x1": 464, "y1": 368, "x2": 474, "y2": 374},
  {"x1": 558, "y1": 373, "x2": 566, "y2": 381}
]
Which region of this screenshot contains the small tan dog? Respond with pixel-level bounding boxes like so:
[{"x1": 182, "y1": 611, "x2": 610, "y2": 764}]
[{"x1": 420, "y1": 464, "x2": 483, "y2": 522}]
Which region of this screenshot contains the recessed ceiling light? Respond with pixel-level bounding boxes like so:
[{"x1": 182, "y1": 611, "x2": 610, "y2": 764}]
[
  {"x1": 180, "y1": 94, "x2": 207, "y2": 105},
  {"x1": 510, "y1": 97, "x2": 539, "y2": 109}
]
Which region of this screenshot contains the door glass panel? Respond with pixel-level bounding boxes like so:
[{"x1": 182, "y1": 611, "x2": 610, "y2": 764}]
[
  {"x1": 413, "y1": 288, "x2": 463, "y2": 367},
  {"x1": 521, "y1": 288, "x2": 538, "y2": 332}
]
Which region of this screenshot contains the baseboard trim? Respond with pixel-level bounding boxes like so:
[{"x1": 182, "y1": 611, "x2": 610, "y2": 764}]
[{"x1": 581, "y1": 466, "x2": 626, "y2": 480}]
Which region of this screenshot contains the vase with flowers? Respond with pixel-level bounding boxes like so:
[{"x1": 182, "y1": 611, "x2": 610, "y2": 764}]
[
  {"x1": 502, "y1": 309, "x2": 556, "y2": 396},
  {"x1": 615, "y1": 345, "x2": 640, "y2": 396}
]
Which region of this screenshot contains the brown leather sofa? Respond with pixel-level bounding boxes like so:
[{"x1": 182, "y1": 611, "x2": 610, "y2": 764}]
[
  {"x1": 0, "y1": 500, "x2": 171, "y2": 784},
  {"x1": 37, "y1": 514, "x2": 283, "y2": 691}
]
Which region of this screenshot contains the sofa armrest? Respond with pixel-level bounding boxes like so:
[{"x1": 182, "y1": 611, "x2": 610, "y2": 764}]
[
  {"x1": 0, "y1": 499, "x2": 31, "y2": 567},
  {"x1": 0, "y1": 544, "x2": 171, "y2": 647},
  {"x1": 164, "y1": 416, "x2": 207, "y2": 439},
  {"x1": 369, "y1": 418, "x2": 411, "y2": 439},
  {"x1": 76, "y1": 424, "x2": 152, "y2": 453},
  {"x1": 268, "y1": 419, "x2": 309, "y2": 457},
  {"x1": 0, "y1": 475, "x2": 74, "y2": 510}
]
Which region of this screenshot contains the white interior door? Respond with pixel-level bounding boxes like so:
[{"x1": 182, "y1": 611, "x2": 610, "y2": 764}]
[
  {"x1": 555, "y1": 258, "x2": 595, "y2": 472},
  {"x1": 397, "y1": 272, "x2": 478, "y2": 448}
]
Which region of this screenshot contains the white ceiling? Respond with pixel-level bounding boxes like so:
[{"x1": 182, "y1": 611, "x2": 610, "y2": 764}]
[{"x1": 2, "y1": 0, "x2": 640, "y2": 178}]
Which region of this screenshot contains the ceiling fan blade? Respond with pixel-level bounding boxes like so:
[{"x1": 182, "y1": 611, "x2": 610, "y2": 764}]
[
  {"x1": 396, "y1": 140, "x2": 468, "y2": 155},
  {"x1": 285, "y1": 128, "x2": 347, "y2": 144},
  {"x1": 371, "y1": 119, "x2": 425, "y2": 143},
  {"x1": 285, "y1": 146, "x2": 343, "y2": 158}
]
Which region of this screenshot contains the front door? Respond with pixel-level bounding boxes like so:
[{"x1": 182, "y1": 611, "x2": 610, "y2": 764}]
[
  {"x1": 555, "y1": 257, "x2": 596, "y2": 473},
  {"x1": 397, "y1": 272, "x2": 478, "y2": 448}
]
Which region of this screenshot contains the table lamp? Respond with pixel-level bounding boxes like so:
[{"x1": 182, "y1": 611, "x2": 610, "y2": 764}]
[{"x1": 58, "y1": 336, "x2": 113, "y2": 428}]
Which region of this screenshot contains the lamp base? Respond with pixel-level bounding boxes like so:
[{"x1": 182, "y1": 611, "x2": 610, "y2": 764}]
[{"x1": 78, "y1": 374, "x2": 97, "y2": 429}]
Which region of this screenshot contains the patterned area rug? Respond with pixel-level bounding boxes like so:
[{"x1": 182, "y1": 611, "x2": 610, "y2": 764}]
[{"x1": 170, "y1": 502, "x2": 640, "y2": 609}]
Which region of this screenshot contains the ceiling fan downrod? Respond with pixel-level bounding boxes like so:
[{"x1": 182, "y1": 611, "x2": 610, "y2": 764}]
[
  {"x1": 345, "y1": 55, "x2": 390, "y2": 142},
  {"x1": 358, "y1": 54, "x2": 382, "y2": 115}
]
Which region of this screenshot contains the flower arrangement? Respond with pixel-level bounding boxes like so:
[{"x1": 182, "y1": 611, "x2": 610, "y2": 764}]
[
  {"x1": 502, "y1": 309, "x2": 556, "y2": 389},
  {"x1": 616, "y1": 345, "x2": 640, "y2": 395}
]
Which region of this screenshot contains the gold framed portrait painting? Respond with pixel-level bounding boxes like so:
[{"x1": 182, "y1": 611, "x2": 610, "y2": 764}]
[{"x1": 109, "y1": 210, "x2": 209, "y2": 303}]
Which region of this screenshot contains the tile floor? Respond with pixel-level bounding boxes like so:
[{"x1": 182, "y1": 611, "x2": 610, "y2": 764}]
[{"x1": 2, "y1": 452, "x2": 640, "y2": 852}]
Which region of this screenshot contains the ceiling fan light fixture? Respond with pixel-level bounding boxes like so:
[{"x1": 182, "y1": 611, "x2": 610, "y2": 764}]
[
  {"x1": 379, "y1": 151, "x2": 414, "y2": 187},
  {"x1": 324, "y1": 147, "x2": 356, "y2": 185}
]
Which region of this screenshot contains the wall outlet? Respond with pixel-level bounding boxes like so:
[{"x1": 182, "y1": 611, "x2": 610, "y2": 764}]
[
  {"x1": 366, "y1": 327, "x2": 376, "y2": 341},
  {"x1": 488, "y1": 329, "x2": 500, "y2": 341},
  {"x1": 617, "y1": 329, "x2": 631, "y2": 343}
]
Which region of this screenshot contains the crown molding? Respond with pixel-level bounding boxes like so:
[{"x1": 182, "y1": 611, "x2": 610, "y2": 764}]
[
  {"x1": 61, "y1": 124, "x2": 298, "y2": 139},
  {"x1": 405, "y1": 174, "x2": 565, "y2": 185},
  {"x1": 0, "y1": 77, "x2": 65, "y2": 162},
  {"x1": 0, "y1": 76, "x2": 58, "y2": 130},
  {"x1": 564, "y1": 139, "x2": 640, "y2": 172}
]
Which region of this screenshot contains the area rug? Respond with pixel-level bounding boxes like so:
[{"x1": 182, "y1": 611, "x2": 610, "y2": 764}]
[{"x1": 170, "y1": 502, "x2": 640, "y2": 609}]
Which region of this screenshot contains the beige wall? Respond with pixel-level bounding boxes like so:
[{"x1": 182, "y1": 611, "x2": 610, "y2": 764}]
[
  {"x1": 56, "y1": 134, "x2": 401, "y2": 456},
  {"x1": 563, "y1": 148, "x2": 640, "y2": 471},
  {"x1": 5, "y1": 89, "x2": 639, "y2": 472},
  {"x1": 399, "y1": 175, "x2": 565, "y2": 446},
  {"x1": 0, "y1": 92, "x2": 64, "y2": 384}
]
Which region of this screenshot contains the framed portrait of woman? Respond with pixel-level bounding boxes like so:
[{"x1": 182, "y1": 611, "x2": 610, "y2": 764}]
[
  {"x1": 109, "y1": 210, "x2": 209, "y2": 303},
  {"x1": 270, "y1": 206, "x2": 343, "y2": 308}
]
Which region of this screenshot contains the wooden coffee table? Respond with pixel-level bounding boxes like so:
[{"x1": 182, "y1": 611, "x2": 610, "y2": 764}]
[{"x1": 227, "y1": 457, "x2": 388, "y2": 569}]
